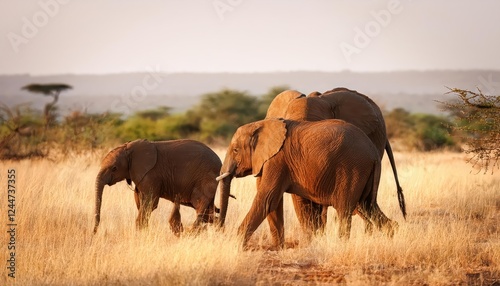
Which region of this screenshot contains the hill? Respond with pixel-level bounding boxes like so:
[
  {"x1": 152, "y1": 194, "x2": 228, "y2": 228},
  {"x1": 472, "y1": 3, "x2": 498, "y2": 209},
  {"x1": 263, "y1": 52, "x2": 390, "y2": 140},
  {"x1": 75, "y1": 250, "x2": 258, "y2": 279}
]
[{"x1": 1, "y1": 70, "x2": 499, "y2": 116}]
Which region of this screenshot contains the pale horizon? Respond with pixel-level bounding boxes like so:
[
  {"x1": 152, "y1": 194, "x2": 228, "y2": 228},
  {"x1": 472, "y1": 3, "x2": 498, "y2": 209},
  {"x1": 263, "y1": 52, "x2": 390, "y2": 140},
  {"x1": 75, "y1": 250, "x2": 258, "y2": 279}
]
[{"x1": 4, "y1": 68, "x2": 500, "y2": 78}]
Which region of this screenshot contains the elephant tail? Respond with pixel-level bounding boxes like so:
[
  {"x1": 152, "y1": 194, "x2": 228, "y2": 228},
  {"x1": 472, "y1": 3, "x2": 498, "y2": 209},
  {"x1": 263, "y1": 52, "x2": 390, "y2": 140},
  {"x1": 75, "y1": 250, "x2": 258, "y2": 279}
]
[{"x1": 385, "y1": 140, "x2": 406, "y2": 219}]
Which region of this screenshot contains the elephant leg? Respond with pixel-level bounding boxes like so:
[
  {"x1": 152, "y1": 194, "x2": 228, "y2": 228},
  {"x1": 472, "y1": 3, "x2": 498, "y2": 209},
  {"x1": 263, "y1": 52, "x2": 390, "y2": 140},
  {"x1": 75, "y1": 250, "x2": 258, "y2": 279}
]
[
  {"x1": 354, "y1": 206, "x2": 374, "y2": 235},
  {"x1": 372, "y1": 203, "x2": 398, "y2": 237},
  {"x1": 266, "y1": 196, "x2": 284, "y2": 249},
  {"x1": 359, "y1": 202, "x2": 397, "y2": 237},
  {"x1": 193, "y1": 211, "x2": 208, "y2": 228},
  {"x1": 238, "y1": 190, "x2": 284, "y2": 249},
  {"x1": 320, "y1": 205, "x2": 328, "y2": 230},
  {"x1": 169, "y1": 195, "x2": 183, "y2": 236},
  {"x1": 190, "y1": 183, "x2": 216, "y2": 228},
  {"x1": 291, "y1": 195, "x2": 326, "y2": 237},
  {"x1": 136, "y1": 192, "x2": 159, "y2": 230},
  {"x1": 134, "y1": 189, "x2": 140, "y2": 210},
  {"x1": 337, "y1": 210, "x2": 353, "y2": 240},
  {"x1": 336, "y1": 202, "x2": 356, "y2": 240},
  {"x1": 193, "y1": 200, "x2": 212, "y2": 228}
]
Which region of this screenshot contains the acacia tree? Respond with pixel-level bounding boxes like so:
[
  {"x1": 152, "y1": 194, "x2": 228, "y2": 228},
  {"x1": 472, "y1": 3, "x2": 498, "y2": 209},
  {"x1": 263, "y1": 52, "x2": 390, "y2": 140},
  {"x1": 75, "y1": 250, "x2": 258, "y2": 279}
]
[
  {"x1": 22, "y1": 83, "x2": 72, "y2": 127},
  {"x1": 442, "y1": 88, "x2": 500, "y2": 172}
]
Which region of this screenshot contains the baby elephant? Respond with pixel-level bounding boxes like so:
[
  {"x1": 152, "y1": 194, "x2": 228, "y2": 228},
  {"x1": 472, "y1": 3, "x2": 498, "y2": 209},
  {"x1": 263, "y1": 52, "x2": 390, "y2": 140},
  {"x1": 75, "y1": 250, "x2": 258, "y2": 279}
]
[{"x1": 93, "y1": 139, "x2": 227, "y2": 236}]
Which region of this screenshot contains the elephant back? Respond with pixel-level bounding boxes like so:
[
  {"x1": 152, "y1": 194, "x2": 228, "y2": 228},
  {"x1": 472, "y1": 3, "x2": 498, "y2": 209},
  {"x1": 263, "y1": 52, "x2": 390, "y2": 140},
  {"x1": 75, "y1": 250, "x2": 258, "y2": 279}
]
[
  {"x1": 303, "y1": 97, "x2": 333, "y2": 121},
  {"x1": 320, "y1": 89, "x2": 386, "y2": 157}
]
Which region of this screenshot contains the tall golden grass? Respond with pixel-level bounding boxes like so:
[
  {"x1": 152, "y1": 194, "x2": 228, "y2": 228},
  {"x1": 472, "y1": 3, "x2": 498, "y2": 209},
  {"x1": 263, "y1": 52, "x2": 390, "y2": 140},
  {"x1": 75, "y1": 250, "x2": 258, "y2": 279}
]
[{"x1": 2, "y1": 150, "x2": 499, "y2": 285}]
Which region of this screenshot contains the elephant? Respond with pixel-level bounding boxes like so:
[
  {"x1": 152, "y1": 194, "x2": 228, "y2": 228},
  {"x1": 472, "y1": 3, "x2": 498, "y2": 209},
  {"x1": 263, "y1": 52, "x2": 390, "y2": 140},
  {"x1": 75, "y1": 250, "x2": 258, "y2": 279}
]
[
  {"x1": 216, "y1": 118, "x2": 400, "y2": 249},
  {"x1": 265, "y1": 87, "x2": 406, "y2": 236},
  {"x1": 93, "y1": 139, "x2": 229, "y2": 236}
]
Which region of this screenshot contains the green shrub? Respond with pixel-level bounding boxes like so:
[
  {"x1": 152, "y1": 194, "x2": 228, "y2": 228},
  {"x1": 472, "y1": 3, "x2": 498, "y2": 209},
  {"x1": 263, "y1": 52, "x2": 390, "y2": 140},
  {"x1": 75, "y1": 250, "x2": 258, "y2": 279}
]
[
  {"x1": 156, "y1": 114, "x2": 198, "y2": 140},
  {"x1": 411, "y1": 113, "x2": 456, "y2": 151},
  {"x1": 385, "y1": 108, "x2": 457, "y2": 151},
  {"x1": 188, "y1": 89, "x2": 261, "y2": 142},
  {"x1": 116, "y1": 116, "x2": 157, "y2": 141}
]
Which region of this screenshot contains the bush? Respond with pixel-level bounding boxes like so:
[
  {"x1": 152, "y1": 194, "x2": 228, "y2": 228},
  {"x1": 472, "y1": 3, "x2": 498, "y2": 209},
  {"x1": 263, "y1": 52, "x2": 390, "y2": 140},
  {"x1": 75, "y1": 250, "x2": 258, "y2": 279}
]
[
  {"x1": 385, "y1": 108, "x2": 457, "y2": 151},
  {"x1": 59, "y1": 111, "x2": 122, "y2": 153},
  {"x1": 385, "y1": 108, "x2": 413, "y2": 140},
  {"x1": 156, "y1": 114, "x2": 198, "y2": 140},
  {"x1": 188, "y1": 89, "x2": 261, "y2": 142},
  {"x1": 0, "y1": 104, "x2": 46, "y2": 159},
  {"x1": 116, "y1": 116, "x2": 158, "y2": 141},
  {"x1": 411, "y1": 113, "x2": 456, "y2": 151},
  {"x1": 0, "y1": 103, "x2": 121, "y2": 159}
]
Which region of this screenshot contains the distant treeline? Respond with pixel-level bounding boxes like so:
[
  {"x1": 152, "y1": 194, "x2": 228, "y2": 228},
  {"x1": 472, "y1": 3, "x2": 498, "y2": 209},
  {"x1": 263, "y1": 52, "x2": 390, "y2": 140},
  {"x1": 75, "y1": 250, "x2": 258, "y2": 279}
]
[{"x1": 0, "y1": 86, "x2": 496, "y2": 161}]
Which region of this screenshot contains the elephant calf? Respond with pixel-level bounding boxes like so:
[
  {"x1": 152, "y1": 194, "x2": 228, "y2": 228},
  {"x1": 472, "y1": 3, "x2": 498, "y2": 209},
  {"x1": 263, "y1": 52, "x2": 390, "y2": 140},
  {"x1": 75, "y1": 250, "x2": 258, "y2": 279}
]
[{"x1": 93, "y1": 139, "x2": 229, "y2": 236}]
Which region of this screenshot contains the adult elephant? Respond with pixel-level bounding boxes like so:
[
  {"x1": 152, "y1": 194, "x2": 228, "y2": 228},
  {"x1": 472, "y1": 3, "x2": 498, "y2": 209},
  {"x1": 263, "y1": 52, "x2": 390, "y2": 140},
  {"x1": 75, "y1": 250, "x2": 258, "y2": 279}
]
[
  {"x1": 216, "y1": 119, "x2": 399, "y2": 249},
  {"x1": 265, "y1": 88, "x2": 406, "y2": 235},
  {"x1": 93, "y1": 139, "x2": 229, "y2": 236}
]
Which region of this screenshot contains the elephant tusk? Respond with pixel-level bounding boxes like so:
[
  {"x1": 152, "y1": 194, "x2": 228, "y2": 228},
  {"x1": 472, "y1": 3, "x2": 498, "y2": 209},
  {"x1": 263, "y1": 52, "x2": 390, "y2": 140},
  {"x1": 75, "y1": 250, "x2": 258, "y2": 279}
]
[{"x1": 216, "y1": 172, "x2": 231, "y2": 181}]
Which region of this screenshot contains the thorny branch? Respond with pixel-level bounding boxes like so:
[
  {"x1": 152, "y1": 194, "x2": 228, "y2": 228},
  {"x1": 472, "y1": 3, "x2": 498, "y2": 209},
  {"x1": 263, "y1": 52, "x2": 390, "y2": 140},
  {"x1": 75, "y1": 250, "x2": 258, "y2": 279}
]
[{"x1": 441, "y1": 88, "x2": 500, "y2": 173}]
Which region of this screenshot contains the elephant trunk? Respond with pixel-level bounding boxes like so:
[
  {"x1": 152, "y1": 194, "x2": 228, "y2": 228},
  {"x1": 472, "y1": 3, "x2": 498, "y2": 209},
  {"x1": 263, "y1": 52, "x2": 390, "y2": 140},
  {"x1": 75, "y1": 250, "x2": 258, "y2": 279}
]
[
  {"x1": 216, "y1": 176, "x2": 232, "y2": 227},
  {"x1": 216, "y1": 154, "x2": 237, "y2": 227},
  {"x1": 93, "y1": 170, "x2": 107, "y2": 234}
]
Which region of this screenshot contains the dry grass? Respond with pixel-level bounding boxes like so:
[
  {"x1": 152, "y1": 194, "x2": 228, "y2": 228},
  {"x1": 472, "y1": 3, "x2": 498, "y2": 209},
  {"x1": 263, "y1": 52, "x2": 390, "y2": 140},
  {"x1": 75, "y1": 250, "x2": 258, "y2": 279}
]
[{"x1": 2, "y1": 150, "x2": 499, "y2": 285}]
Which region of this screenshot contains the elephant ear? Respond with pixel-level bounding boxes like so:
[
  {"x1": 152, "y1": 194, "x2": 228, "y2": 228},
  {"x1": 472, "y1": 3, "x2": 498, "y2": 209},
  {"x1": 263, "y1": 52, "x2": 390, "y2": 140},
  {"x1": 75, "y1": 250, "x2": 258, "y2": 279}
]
[
  {"x1": 307, "y1": 91, "x2": 322, "y2": 97},
  {"x1": 284, "y1": 97, "x2": 309, "y2": 121},
  {"x1": 320, "y1": 88, "x2": 381, "y2": 137},
  {"x1": 126, "y1": 139, "x2": 158, "y2": 184},
  {"x1": 266, "y1": 90, "x2": 305, "y2": 119},
  {"x1": 251, "y1": 119, "x2": 287, "y2": 176}
]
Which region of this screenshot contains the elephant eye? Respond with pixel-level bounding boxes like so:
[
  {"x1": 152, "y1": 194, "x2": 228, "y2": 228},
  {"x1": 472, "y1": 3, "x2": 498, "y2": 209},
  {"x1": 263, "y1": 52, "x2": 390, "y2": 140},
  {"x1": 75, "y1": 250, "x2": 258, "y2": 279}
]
[
  {"x1": 111, "y1": 166, "x2": 117, "y2": 172},
  {"x1": 233, "y1": 148, "x2": 239, "y2": 154}
]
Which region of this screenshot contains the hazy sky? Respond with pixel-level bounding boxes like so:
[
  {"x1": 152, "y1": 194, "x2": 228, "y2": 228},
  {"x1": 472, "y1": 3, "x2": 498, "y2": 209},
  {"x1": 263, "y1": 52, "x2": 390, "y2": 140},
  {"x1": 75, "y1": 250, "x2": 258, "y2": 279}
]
[{"x1": 1, "y1": 0, "x2": 500, "y2": 75}]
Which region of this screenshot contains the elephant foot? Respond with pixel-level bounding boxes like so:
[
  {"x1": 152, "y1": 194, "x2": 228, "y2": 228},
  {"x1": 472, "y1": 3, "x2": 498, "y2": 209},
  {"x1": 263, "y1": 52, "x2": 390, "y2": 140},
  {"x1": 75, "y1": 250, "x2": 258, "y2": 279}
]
[
  {"x1": 240, "y1": 239, "x2": 301, "y2": 251},
  {"x1": 169, "y1": 222, "x2": 184, "y2": 237},
  {"x1": 135, "y1": 221, "x2": 148, "y2": 231},
  {"x1": 364, "y1": 222, "x2": 374, "y2": 235},
  {"x1": 186, "y1": 223, "x2": 208, "y2": 236},
  {"x1": 241, "y1": 238, "x2": 297, "y2": 251},
  {"x1": 241, "y1": 243, "x2": 259, "y2": 252},
  {"x1": 382, "y1": 220, "x2": 398, "y2": 238},
  {"x1": 337, "y1": 214, "x2": 352, "y2": 241},
  {"x1": 259, "y1": 244, "x2": 282, "y2": 251},
  {"x1": 284, "y1": 239, "x2": 300, "y2": 249},
  {"x1": 242, "y1": 243, "x2": 284, "y2": 252},
  {"x1": 354, "y1": 206, "x2": 374, "y2": 235}
]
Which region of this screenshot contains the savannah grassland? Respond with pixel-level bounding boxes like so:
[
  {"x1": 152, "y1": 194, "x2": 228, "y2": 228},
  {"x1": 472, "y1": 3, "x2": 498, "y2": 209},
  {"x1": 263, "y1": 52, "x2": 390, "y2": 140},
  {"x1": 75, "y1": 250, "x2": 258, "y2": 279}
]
[{"x1": 2, "y1": 150, "x2": 499, "y2": 285}]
